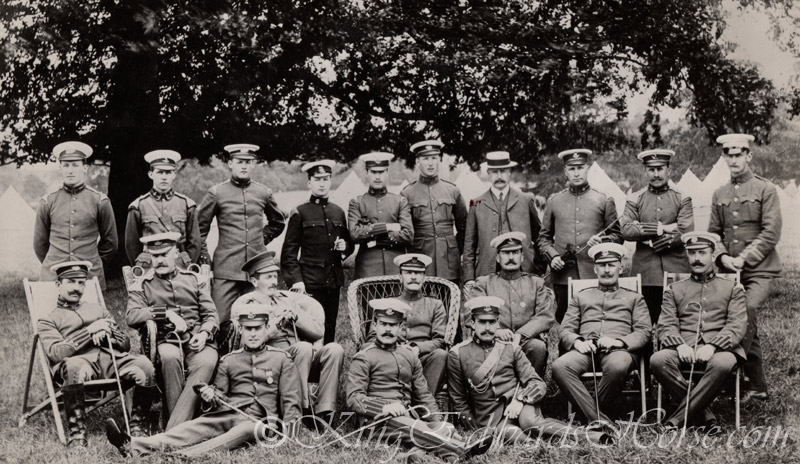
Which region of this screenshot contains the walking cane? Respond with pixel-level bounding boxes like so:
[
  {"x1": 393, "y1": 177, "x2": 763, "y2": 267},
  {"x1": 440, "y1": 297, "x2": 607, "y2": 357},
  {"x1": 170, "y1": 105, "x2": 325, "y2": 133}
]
[
  {"x1": 309, "y1": 404, "x2": 429, "y2": 452},
  {"x1": 490, "y1": 383, "x2": 520, "y2": 452},
  {"x1": 107, "y1": 336, "x2": 131, "y2": 436},
  {"x1": 589, "y1": 345, "x2": 601, "y2": 423},
  {"x1": 683, "y1": 302, "x2": 704, "y2": 435},
  {"x1": 193, "y1": 384, "x2": 289, "y2": 440}
]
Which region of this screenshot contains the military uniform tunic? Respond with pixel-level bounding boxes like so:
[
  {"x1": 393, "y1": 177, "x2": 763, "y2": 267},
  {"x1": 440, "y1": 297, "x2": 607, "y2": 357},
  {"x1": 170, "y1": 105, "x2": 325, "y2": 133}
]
[
  {"x1": 620, "y1": 184, "x2": 693, "y2": 286},
  {"x1": 33, "y1": 183, "x2": 118, "y2": 289},
  {"x1": 462, "y1": 188, "x2": 542, "y2": 281},
  {"x1": 708, "y1": 168, "x2": 782, "y2": 393},
  {"x1": 538, "y1": 184, "x2": 622, "y2": 285},
  {"x1": 130, "y1": 344, "x2": 301, "y2": 457},
  {"x1": 38, "y1": 299, "x2": 155, "y2": 386},
  {"x1": 401, "y1": 175, "x2": 468, "y2": 280},
  {"x1": 348, "y1": 187, "x2": 413, "y2": 279},
  {"x1": 125, "y1": 188, "x2": 203, "y2": 264},
  {"x1": 126, "y1": 269, "x2": 219, "y2": 429},
  {"x1": 651, "y1": 272, "x2": 747, "y2": 427},
  {"x1": 281, "y1": 195, "x2": 354, "y2": 344}
]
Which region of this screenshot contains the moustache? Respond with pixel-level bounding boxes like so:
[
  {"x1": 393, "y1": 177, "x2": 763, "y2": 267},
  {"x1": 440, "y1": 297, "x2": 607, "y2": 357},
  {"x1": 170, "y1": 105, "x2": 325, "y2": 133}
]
[
  {"x1": 691, "y1": 261, "x2": 704, "y2": 266},
  {"x1": 504, "y1": 260, "x2": 517, "y2": 265},
  {"x1": 479, "y1": 331, "x2": 493, "y2": 336},
  {"x1": 600, "y1": 274, "x2": 613, "y2": 278},
  {"x1": 381, "y1": 332, "x2": 395, "y2": 337}
]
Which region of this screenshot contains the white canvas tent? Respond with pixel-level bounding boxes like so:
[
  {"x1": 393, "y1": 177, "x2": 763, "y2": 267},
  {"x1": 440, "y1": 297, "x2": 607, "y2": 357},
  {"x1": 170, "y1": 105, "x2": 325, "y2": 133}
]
[
  {"x1": 0, "y1": 187, "x2": 40, "y2": 276},
  {"x1": 329, "y1": 170, "x2": 367, "y2": 210},
  {"x1": 694, "y1": 157, "x2": 731, "y2": 230},
  {"x1": 587, "y1": 163, "x2": 627, "y2": 215},
  {"x1": 454, "y1": 169, "x2": 490, "y2": 205}
]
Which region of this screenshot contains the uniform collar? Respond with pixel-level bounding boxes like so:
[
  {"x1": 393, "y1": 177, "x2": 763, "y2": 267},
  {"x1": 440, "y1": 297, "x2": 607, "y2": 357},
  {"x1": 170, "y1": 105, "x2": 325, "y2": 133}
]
[
  {"x1": 56, "y1": 296, "x2": 81, "y2": 310},
  {"x1": 150, "y1": 188, "x2": 175, "y2": 201},
  {"x1": 368, "y1": 187, "x2": 388, "y2": 196},
  {"x1": 568, "y1": 183, "x2": 590, "y2": 195},
  {"x1": 419, "y1": 174, "x2": 439, "y2": 185},
  {"x1": 310, "y1": 195, "x2": 329, "y2": 205},
  {"x1": 230, "y1": 176, "x2": 251, "y2": 188},
  {"x1": 375, "y1": 340, "x2": 397, "y2": 351},
  {"x1": 473, "y1": 336, "x2": 495, "y2": 348},
  {"x1": 401, "y1": 289, "x2": 423, "y2": 302},
  {"x1": 731, "y1": 169, "x2": 754, "y2": 185},
  {"x1": 155, "y1": 269, "x2": 179, "y2": 280},
  {"x1": 62, "y1": 183, "x2": 86, "y2": 195},
  {"x1": 690, "y1": 270, "x2": 716, "y2": 283},
  {"x1": 598, "y1": 283, "x2": 619, "y2": 292},
  {"x1": 244, "y1": 342, "x2": 268, "y2": 352},
  {"x1": 647, "y1": 183, "x2": 670, "y2": 194},
  {"x1": 499, "y1": 269, "x2": 522, "y2": 280}
]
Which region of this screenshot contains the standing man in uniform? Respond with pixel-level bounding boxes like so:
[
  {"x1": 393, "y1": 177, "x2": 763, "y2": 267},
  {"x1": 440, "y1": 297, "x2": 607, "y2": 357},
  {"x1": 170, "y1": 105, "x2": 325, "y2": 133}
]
[
  {"x1": 106, "y1": 307, "x2": 302, "y2": 457},
  {"x1": 552, "y1": 243, "x2": 651, "y2": 425},
  {"x1": 538, "y1": 149, "x2": 622, "y2": 323},
  {"x1": 348, "y1": 151, "x2": 413, "y2": 279},
  {"x1": 621, "y1": 149, "x2": 694, "y2": 324},
  {"x1": 364, "y1": 254, "x2": 448, "y2": 396},
  {"x1": 651, "y1": 232, "x2": 747, "y2": 431},
  {"x1": 198, "y1": 143, "x2": 285, "y2": 347},
  {"x1": 126, "y1": 232, "x2": 219, "y2": 430},
  {"x1": 463, "y1": 151, "x2": 543, "y2": 284},
  {"x1": 281, "y1": 160, "x2": 354, "y2": 344},
  {"x1": 401, "y1": 140, "x2": 468, "y2": 282},
  {"x1": 38, "y1": 261, "x2": 157, "y2": 446},
  {"x1": 709, "y1": 133, "x2": 782, "y2": 403},
  {"x1": 231, "y1": 251, "x2": 344, "y2": 424},
  {"x1": 466, "y1": 232, "x2": 555, "y2": 377},
  {"x1": 34, "y1": 141, "x2": 117, "y2": 289},
  {"x1": 346, "y1": 298, "x2": 493, "y2": 462},
  {"x1": 126, "y1": 150, "x2": 203, "y2": 268},
  {"x1": 448, "y1": 296, "x2": 612, "y2": 445}
]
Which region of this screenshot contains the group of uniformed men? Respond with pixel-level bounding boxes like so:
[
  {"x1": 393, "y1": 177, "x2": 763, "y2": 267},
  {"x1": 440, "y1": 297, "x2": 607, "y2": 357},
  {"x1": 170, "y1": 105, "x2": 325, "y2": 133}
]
[{"x1": 32, "y1": 132, "x2": 781, "y2": 460}]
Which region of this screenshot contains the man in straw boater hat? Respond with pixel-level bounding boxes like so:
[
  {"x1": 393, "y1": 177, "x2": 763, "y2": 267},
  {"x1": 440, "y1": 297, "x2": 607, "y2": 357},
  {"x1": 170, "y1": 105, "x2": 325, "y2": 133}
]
[
  {"x1": 465, "y1": 232, "x2": 555, "y2": 378},
  {"x1": 463, "y1": 151, "x2": 544, "y2": 285},
  {"x1": 448, "y1": 296, "x2": 614, "y2": 446},
  {"x1": 231, "y1": 250, "x2": 344, "y2": 426},
  {"x1": 106, "y1": 305, "x2": 302, "y2": 457},
  {"x1": 346, "y1": 298, "x2": 494, "y2": 462},
  {"x1": 538, "y1": 148, "x2": 622, "y2": 323},
  {"x1": 125, "y1": 232, "x2": 219, "y2": 430},
  {"x1": 364, "y1": 253, "x2": 448, "y2": 396},
  {"x1": 709, "y1": 133, "x2": 782, "y2": 404},
  {"x1": 651, "y1": 232, "x2": 747, "y2": 434},
  {"x1": 34, "y1": 141, "x2": 118, "y2": 289},
  {"x1": 198, "y1": 143, "x2": 286, "y2": 348},
  {"x1": 126, "y1": 149, "x2": 204, "y2": 269},
  {"x1": 400, "y1": 139, "x2": 468, "y2": 282},
  {"x1": 38, "y1": 261, "x2": 156, "y2": 446},
  {"x1": 620, "y1": 148, "x2": 694, "y2": 324},
  {"x1": 552, "y1": 243, "x2": 651, "y2": 426},
  {"x1": 281, "y1": 159, "x2": 354, "y2": 345},
  {"x1": 348, "y1": 151, "x2": 413, "y2": 279}
]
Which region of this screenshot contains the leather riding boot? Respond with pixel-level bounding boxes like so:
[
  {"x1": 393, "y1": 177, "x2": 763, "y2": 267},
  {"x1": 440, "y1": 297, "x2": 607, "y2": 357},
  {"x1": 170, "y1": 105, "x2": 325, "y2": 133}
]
[
  {"x1": 129, "y1": 385, "x2": 160, "y2": 437},
  {"x1": 62, "y1": 384, "x2": 87, "y2": 448}
]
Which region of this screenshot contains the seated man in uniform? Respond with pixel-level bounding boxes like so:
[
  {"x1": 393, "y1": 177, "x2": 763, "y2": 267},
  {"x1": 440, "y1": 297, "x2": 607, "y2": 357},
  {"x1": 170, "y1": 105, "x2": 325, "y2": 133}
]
[
  {"x1": 552, "y1": 243, "x2": 652, "y2": 425},
  {"x1": 466, "y1": 232, "x2": 555, "y2": 377},
  {"x1": 364, "y1": 253, "x2": 447, "y2": 396},
  {"x1": 126, "y1": 232, "x2": 219, "y2": 430},
  {"x1": 38, "y1": 261, "x2": 157, "y2": 447},
  {"x1": 651, "y1": 232, "x2": 747, "y2": 432},
  {"x1": 106, "y1": 306, "x2": 302, "y2": 457},
  {"x1": 448, "y1": 296, "x2": 612, "y2": 445},
  {"x1": 231, "y1": 250, "x2": 344, "y2": 425},
  {"x1": 347, "y1": 298, "x2": 493, "y2": 462}
]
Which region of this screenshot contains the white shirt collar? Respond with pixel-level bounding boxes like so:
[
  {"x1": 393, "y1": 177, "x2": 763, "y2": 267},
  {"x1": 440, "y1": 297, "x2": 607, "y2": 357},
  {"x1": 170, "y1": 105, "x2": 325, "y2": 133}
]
[{"x1": 490, "y1": 185, "x2": 510, "y2": 200}]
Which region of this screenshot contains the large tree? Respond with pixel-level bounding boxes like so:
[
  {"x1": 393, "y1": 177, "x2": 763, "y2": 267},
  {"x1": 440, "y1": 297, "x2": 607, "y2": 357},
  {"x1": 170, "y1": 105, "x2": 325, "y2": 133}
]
[{"x1": 0, "y1": 0, "x2": 788, "y2": 264}]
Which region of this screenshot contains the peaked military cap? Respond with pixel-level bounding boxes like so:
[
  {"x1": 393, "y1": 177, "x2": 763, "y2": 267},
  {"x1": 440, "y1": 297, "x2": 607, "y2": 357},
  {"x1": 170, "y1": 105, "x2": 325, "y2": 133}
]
[
  {"x1": 589, "y1": 242, "x2": 627, "y2": 264},
  {"x1": 224, "y1": 143, "x2": 259, "y2": 160},
  {"x1": 490, "y1": 231, "x2": 527, "y2": 251},
  {"x1": 681, "y1": 231, "x2": 720, "y2": 250},
  {"x1": 144, "y1": 150, "x2": 181, "y2": 170},
  {"x1": 53, "y1": 141, "x2": 93, "y2": 162},
  {"x1": 557, "y1": 148, "x2": 592, "y2": 166},
  {"x1": 370, "y1": 298, "x2": 410, "y2": 322},
  {"x1": 464, "y1": 296, "x2": 504, "y2": 320},
  {"x1": 637, "y1": 149, "x2": 675, "y2": 167},
  {"x1": 716, "y1": 134, "x2": 755, "y2": 155},
  {"x1": 50, "y1": 260, "x2": 93, "y2": 280},
  {"x1": 140, "y1": 232, "x2": 181, "y2": 253},
  {"x1": 302, "y1": 160, "x2": 335, "y2": 178},
  {"x1": 393, "y1": 253, "x2": 432, "y2": 271},
  {"x1": 410, "y1": 140, "x2": 444, "y2": 157}
]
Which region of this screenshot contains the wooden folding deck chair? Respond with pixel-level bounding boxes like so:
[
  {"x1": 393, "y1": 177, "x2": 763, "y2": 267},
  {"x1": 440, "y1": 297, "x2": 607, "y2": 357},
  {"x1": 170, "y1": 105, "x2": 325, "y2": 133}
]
[
  {"x1": 19, "y1": 277, "x2": 131, "y2": 444},
  {"x1": 656, "y1": 272, "x2": 742, "y2": 428},
  {"x1": 347, "y1": 275, "x2": 461, "y2": 348},
  {"x1": 564, "y1": 274, "x2": 648, "y2": 418}
]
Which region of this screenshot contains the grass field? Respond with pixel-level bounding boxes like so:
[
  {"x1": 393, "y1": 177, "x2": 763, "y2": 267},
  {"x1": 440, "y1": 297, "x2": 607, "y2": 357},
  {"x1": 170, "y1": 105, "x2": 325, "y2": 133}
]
[{"x1": 2, "y1": 246, "x2": 799, "y2": 464}]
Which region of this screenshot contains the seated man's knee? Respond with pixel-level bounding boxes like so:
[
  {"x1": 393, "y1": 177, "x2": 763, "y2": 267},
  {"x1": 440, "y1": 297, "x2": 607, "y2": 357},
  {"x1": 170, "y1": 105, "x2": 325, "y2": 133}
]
[
  {"x1": 429, "y1": 348, "x2": 447, "y2": 362},
  {"x1": 603, "y1": 353, "x2": 633, "y2": 378},
  {"x1": 292, "y1": 341, "x2": 314, "y2": 360},
  {"x1": 63, "y1": 357, "x2": 94, "y2": 383},
  {"x1": 649, "y1": 350, "x2": 675, "y2": 373},
  {"x1": 706, "y1": 352, "x2": 737, "y2": 374},
  {"x1": 321, "y1": 342, "x2": 344, "y2": 361}
]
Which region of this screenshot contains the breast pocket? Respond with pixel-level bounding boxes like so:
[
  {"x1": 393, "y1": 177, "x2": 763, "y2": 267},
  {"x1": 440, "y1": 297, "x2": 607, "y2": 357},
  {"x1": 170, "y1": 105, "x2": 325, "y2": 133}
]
[
  {"x1": 141, "y1": 215, "x2": 163, "y2": 235},
  {"x1": 302, "y1": 220, "x2": 329, "y2": 245},
  {"x1": 739, "y1": 194, "x2": 762, "y2": 221},
  {"x1": 171, "y1": 214, "x2": 187, "y2": 236}
]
